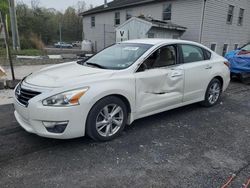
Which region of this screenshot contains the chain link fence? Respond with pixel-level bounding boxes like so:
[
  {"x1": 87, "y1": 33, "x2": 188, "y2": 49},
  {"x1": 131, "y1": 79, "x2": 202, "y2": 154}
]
[{"x1": 83, "y1": 23, "x2": 116, "y2": 52}]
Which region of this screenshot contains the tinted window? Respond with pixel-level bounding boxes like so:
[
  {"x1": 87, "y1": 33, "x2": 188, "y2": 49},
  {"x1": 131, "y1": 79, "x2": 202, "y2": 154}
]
[
  {"x1": 204, "y1": 49, "x2": 211, "y2": 60},
  {"x1": 181, "y1": 45, "x2": 205, "y2": 63},
  {"x1": 143, "y1": 45, "x2": 176, "y2": 69}
]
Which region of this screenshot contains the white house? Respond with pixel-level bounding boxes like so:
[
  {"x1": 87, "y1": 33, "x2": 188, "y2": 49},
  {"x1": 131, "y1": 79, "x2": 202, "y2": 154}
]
[
  {"x1": 80, "y1": 0, "x2": 250, "y2": 55},
  {"x1": 115, "y1": 16, "x2": 186, "y2": 42}
]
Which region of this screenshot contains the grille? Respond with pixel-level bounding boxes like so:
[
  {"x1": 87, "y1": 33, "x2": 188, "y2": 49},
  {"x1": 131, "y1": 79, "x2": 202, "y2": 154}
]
[{"x1": 15, "y1": 85, "x2": 41, "y2": 107}]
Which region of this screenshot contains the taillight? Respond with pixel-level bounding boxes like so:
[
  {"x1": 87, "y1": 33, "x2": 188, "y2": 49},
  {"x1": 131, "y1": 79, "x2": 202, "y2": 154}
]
[{"x1": 224, "y1": 61, "x2": 230, "y2": 68}]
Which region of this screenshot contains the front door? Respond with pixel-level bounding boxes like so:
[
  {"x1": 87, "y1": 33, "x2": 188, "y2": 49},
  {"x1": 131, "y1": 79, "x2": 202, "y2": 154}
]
[{"x1": 135, "y1": 44, "x2": 184, "y2": 117}]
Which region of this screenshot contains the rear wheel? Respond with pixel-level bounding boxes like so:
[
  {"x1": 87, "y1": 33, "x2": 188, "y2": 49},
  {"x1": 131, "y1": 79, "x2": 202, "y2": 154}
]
[
  {"x1": 201, "y1": 78, "x2": 222, "y2": 107},
  {"x1": 86, "y1": 96, "x2": 128, "y2": 141}
]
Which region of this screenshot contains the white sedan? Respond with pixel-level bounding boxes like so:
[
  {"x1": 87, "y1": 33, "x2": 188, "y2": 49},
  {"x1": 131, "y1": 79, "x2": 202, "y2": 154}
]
[{"x1": 14, "y1": 39, "x2": 230, "y2": 141}]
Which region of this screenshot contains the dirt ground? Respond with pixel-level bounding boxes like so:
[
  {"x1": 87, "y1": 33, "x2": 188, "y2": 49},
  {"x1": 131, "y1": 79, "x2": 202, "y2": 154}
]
[{"x1": 0, "y1": 81, "x2": 249, "y2": 188}]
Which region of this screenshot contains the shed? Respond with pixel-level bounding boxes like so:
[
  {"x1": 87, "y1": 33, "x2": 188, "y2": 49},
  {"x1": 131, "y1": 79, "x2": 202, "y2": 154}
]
[{"x1": 116, "y1": 17, "x2": 187, "y2": 42}]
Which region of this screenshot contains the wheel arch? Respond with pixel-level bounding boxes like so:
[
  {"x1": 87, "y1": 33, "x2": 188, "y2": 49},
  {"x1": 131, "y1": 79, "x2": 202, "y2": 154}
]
[
  {"x1": 109, "y1": 94, "x2": 132, "y2": 114},
  {"x1": 213, "y1": 76, "x2": 224, "y2": 89},
  {"x1": 87, "y1": 93, "x2": 133, "y2": 122}
]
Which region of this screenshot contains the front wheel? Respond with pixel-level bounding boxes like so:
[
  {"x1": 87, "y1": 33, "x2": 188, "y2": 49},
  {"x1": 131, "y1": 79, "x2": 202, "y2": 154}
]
[
  {"x1": 86, "y1": 96, "x2": 128, "y2": 141},
  {"x1": 201, "y1": 78, "x2": 222, "y2": 107}
]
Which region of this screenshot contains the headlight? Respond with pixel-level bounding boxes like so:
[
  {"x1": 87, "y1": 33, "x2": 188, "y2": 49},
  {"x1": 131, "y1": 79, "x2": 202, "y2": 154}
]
[
  {"x1": 15, "y1": 83, "x2": 21, "y2": 98},
  {"x1": 42, "y1": 87, "x2": 89, "y2": 107}
]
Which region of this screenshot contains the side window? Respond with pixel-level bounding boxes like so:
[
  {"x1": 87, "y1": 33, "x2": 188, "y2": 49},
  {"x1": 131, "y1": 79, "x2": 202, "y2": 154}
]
[
  {"x1": 140, "y1": 45, "x2": 176, "y2": 71},
  {"x1": 204, "y1": 49, "x2": 211, "y2": 60},
  {"x1": 181, "y1": 45, "x2": 205, "y2": 63}
]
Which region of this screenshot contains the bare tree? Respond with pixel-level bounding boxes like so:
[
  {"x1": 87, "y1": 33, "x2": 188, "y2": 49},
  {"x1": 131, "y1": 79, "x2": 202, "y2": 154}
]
[
  {"x1": 75, "y1": 1, "x2": 86, "y2": 14},
  {"x1": 31, "y1": 0, "x2": 40, "y2": 9}
]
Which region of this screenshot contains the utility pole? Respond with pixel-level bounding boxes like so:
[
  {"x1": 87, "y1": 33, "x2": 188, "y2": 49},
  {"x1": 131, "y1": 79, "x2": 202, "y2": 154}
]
[
  {"x1": 9, "y1": 0, "x2": 20, "y2": 50},
  {"x1": 59, "y1": 22, "x2": 62, "y2": 50},
  {"x1": 104, "y1": 24, "x2": 106, "y2": 48},
  {"x1": 0, "y1": 11, "x2": 15, "y2": 80},
  {"x1": 199, "y1": 0, "x2": 207, "y2": 43}
]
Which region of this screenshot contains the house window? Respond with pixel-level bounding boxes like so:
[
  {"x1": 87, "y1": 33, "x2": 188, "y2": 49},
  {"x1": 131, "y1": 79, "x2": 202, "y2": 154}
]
[
  {"x1": 234, "y1": 44, "x2": 239, "y2": 50},
  {"x1": 126, "y1": 10, "x2": 132, "y2": 20},
  {"x1": 238, "y1": 8, "x2": 244, "y2": 26},
  {"x1": 91, "y1": 16, "x2": 95, "y2": 27},
  {"x1": 173, "y1": 35, "x2": 179, "y2": 39},
  {"x1": 227, "y1": 5, "x2": 234, "y2": 24},
  {"x1": 115, "y1": 12, "x2": 120, "y2": 25},
  {"x1": 210, "y1": 43, "x2": 216, "y2": 51},
  {"x1": 163, "y1": 4, "x2": 172, "y2": 20},
  {"x1": 148, "y1": 32, "x2": 155, "y2": 38},
  {"x1": 222, "y1": 44, "x2": 228, "y2": 56}
]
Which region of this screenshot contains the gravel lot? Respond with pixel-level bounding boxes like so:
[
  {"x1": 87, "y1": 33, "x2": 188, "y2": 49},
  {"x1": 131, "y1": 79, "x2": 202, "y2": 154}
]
[{"x1": 0, "y1": 81, "x2": 249, "y2": 188}]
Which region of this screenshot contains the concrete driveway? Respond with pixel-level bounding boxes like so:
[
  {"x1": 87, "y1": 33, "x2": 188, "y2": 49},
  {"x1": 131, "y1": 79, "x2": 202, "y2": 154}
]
[{"x1": 0, "y1": 81, "x2": 249, "y2": 188}]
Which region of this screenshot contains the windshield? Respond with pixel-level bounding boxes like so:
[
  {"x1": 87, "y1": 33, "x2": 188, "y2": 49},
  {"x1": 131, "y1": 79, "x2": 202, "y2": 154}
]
[
  {"x1": 85, "y1": 43, "x2": 153, "y2": 70},
  {"x1": 241, "y1": 44, "x2": 250, "y2": 51}
]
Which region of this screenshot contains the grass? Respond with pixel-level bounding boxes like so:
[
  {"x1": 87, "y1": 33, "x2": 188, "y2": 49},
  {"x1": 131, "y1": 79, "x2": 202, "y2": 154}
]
[{"x1": 0, "y1": 48, "x2": 45, "y2": 57}]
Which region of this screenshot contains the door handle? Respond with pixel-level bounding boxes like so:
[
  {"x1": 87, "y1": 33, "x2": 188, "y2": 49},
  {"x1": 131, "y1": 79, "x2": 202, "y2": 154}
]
[
  {"x1": 205, "y1": 65, "x2": 212, "y2": 69},
  {"x1": 171, "y1": 72, "x2": 183, "y2": 78}
]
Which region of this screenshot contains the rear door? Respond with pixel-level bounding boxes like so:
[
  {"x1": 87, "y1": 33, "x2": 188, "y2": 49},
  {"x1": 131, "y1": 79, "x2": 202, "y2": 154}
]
[
  {"x1": 179, "y1": 44, "x2": 213, "y2": 102},
  {"x1": 135, "y1": 44, "x2": 184, "y2": 116}
]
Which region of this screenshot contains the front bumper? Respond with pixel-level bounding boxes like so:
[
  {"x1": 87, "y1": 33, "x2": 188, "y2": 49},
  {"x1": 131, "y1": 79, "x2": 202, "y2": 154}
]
[{"x1": 14, "y1": 97, "x2": 88, "y2": 139}]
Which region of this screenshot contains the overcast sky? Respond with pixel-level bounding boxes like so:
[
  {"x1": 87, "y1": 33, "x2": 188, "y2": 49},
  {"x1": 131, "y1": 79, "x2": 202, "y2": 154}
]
[{"x1": 17, "y1": 0, "x2": 110, "y2": 12}]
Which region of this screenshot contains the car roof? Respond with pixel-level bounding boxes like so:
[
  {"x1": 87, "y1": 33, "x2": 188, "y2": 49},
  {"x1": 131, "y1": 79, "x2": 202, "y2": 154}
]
[{"x1": 122, "y1": 38, "x2": 201, "y2": 46}]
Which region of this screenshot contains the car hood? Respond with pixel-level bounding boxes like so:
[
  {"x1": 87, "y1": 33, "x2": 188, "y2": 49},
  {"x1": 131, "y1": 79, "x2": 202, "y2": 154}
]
[{"x1": 24, "y1": 62, "x2": 115, "y2": 88}]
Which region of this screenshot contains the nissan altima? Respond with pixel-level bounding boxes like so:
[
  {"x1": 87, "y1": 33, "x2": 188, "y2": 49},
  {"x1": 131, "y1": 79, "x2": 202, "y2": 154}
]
[{"x1": 14, "y1": 39, "x2": 230, "y2": 141}]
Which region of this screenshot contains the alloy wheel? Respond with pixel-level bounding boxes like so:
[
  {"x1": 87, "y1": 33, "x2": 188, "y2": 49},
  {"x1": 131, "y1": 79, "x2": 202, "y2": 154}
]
[
  {"x1": 95, "y1": 104, "x2": 124, "y2": 137},
  {"x1": 208, "y1": 82, "x2": 221, "y2": 104}
]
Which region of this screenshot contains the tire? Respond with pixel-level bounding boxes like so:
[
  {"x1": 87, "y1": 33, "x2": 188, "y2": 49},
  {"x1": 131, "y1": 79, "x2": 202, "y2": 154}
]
[
  {"x1": 86, "y1": 96, "x2": 128, "y2": 141},
  {"x1": 201, "y1": 78, "x2": 222, "y2": 107}
]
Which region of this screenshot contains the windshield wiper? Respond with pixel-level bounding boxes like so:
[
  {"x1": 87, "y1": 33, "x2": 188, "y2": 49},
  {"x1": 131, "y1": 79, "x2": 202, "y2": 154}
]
[{"x1": 85, "y1": 62, "x2": 106, "y2": 69}]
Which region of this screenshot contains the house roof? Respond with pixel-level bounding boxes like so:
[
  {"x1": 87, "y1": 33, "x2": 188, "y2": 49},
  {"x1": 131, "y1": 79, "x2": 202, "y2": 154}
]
[
  {"x1": 116, "y1": 17, "x2": 187, "y2": 31},
  {"x1": 80, "y1": 0, "x2": 168, "y2": 16},
  {"x1": 144, "y1": 17, "x2": 187, "y2": 31}
]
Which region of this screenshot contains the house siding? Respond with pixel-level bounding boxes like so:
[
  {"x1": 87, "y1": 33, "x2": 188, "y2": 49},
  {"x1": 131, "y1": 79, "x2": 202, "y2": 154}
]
[
  {"x1": 201, "y1": 0, "x2": 250, "y2": 55},
  {"x1": 83, "y1": 0, "x2": 203, "y2": 51},
  {"x1": 82, "y1": 0, "x2": 250, "y2": 53}
]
